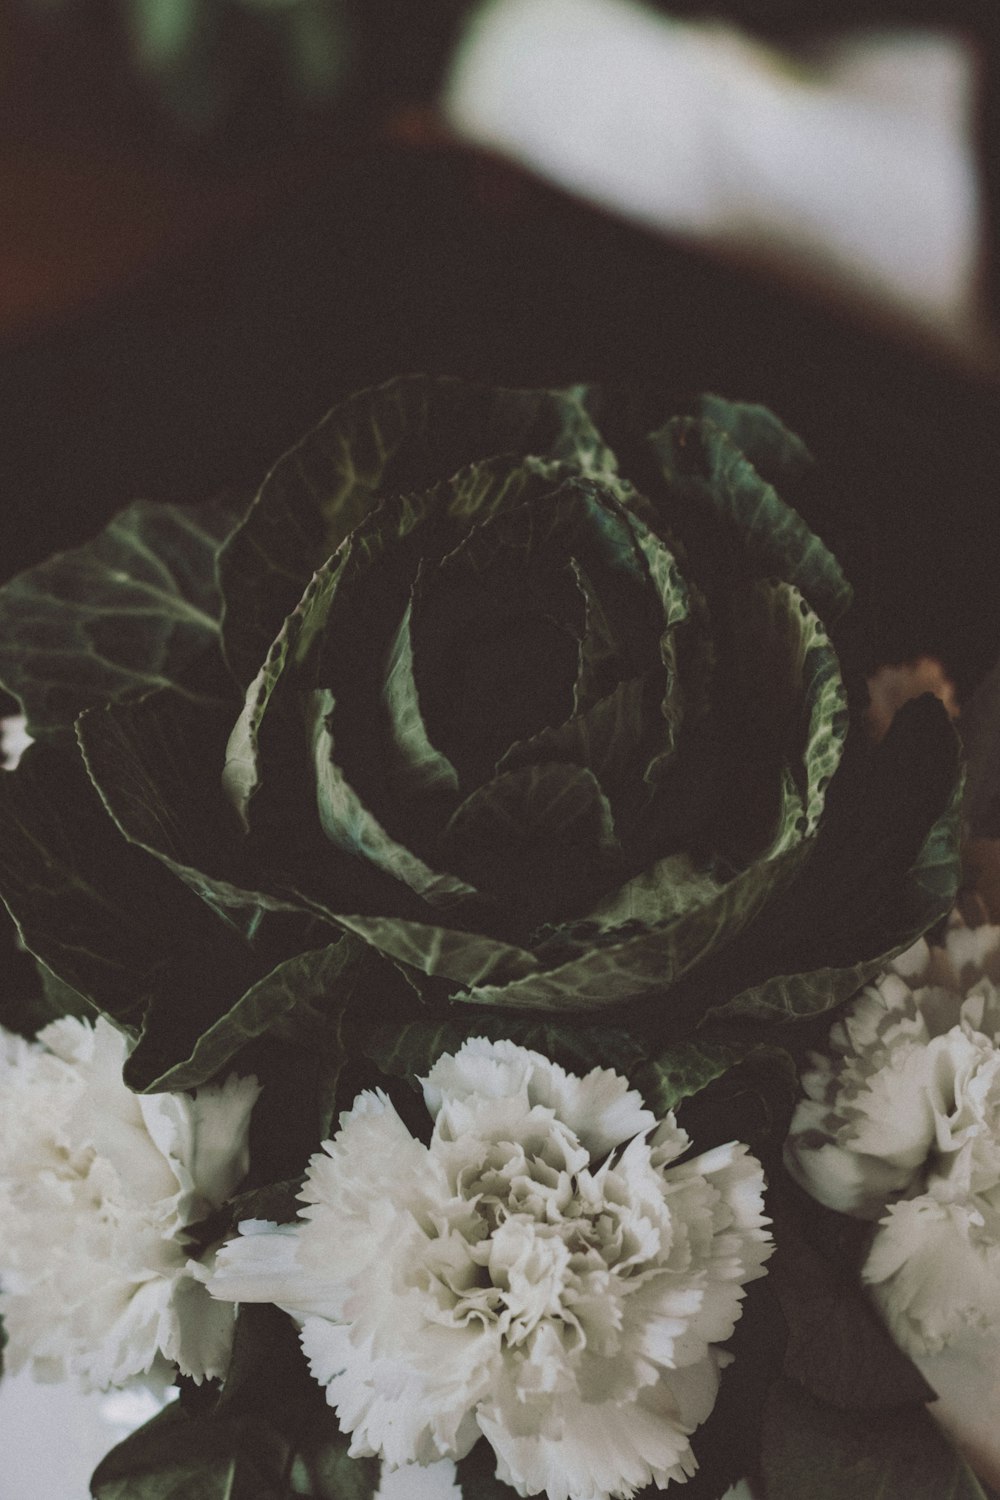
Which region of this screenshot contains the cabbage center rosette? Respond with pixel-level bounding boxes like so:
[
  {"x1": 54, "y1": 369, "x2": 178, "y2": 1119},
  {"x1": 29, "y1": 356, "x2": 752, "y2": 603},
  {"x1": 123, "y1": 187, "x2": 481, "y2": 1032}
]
[
  {"x1": 0, "y1": 1016, "x2": 259, "y2": 1391},
  {"x1": 219, "y1": 383, "x2": 850, "y2": 1014},
  {"x1": 208, "y1": 1038, "x2": 773, "y2": 1500},
  {"x1": 784, "y1": 921, "x2": 1000, "y2": 1356}
]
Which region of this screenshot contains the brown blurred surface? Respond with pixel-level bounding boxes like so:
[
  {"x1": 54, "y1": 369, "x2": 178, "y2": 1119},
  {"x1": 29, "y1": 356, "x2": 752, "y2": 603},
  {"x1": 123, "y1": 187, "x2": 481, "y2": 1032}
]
[
  {"x1": 0, "y1": 4, "x2": 352, "y2": 334},
  {"x1": 0, "y1": 139, "x2": 312, "y2": 334},
  {"x1": 1, "y1": 15, "x2": 999, "y2": 706}
]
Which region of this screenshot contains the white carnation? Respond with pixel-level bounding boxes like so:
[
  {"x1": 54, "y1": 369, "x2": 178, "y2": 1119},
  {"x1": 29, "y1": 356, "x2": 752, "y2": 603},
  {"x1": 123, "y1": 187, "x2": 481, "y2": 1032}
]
[
  {"x1": 785, "y1": 921, "x2": 1000, "y2": 1354},
  {"x1": 0, "y1": 1016, "x2": 260, "y2": 1390},
  {"x1": 209, "y1": 1036, "x2": 772, "y2": 1500}
]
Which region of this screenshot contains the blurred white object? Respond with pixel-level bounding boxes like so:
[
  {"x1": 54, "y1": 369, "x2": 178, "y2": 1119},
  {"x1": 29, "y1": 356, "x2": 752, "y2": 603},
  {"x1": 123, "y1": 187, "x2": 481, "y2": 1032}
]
[
  {"x1": 0, "y1": 1368, "x2": 171, "y2": 1499},
  {"x1": 375, "y1": 1459, "x2": 464, "y2": 1498},
  {"x1": 0, "y1": 714, "x2": 30, "y2": 770},
  {"x1": 445, "y1": 0, "x2": 984, "y2": 349}
]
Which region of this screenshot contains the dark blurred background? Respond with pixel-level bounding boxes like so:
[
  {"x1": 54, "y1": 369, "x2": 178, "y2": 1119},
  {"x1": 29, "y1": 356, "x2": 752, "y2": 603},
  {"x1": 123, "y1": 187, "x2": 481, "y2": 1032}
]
[{"x1": 1, "y1": 0, "x2": 999, "y2": 695}]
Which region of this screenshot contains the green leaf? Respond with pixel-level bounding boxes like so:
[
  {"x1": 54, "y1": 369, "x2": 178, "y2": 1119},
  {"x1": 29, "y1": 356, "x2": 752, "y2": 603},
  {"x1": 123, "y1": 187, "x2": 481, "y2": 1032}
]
[
  {"x1": 0, "y1": 497, "x2": 239, "y2": 739},
  {"x1": 324, "y1": 912, "x2": 540, "y2": 992},
  {"x1": 287, "y1": 1416, "x2": 380, "y2": 1500},
  {"x1": 958, "y1": 647, "x2": 1000, "y2": 837},
  {"x1": 92, "y1": 1307, "x2": 379, "y2": 1498},
  {"x1": 497, "y1": 675, "x2": 648, "y2": 792},
  {"x1": 0, "y1": 740, "x2": 257, "y2": 1038},
  {"x1": 227, "y1": 1178, "x2": 304, "y2": 1230},
  {"x1": 440, "y1": 761, "x2": 621, "y2": 905},
  {"x1": 219, "y1": 376, "x2": 615, "y2": 685},
  {"x1": 364, "y1": 1012, "x2": 646, "y2": 1086},
  {"x1": 728, "y1": 578, "x2": 848, "y2": 849},
  {"x1": 132, "y1": 938, "x2": 363, "y2": 1093},
  {"x1": 671, "y1": 1043, "x2": 800, "y2": 1168},
  {"x1": 697, "y1": 394, "x2": 814, "y2": 493},
  {"x1": 309, "y1": 687, "x2": 478, "y2": 910},
  {"x1": 78, "y1": 662, "x2": 383, "y2": 944},
  {"x1": 457, "y1": 1442, "x2": 519, "y2": 1497},
  {"x1": 641, "y1": 1039, "x2": 744, "y2": 1114},
  {"x1": 334, "y1": 828, "x2": 805, "y2": 1011},
  {"x1": 699, "y1": 693, "x2": 962, "y2": 1026},
  {"x1": 458, "y1": 836, "x2": 809, "y2": 1013},
  {"x1": 768, "y1": 1194, "x2": 936, "y2": 1411},
  {"x1": 0, "y1": 953, "x2": 94, "y2": 1039},
  {"x1": 90, "y1": 1401, "x2": 292, "y2": 1500},
  {"x1": 382, "y1": 598, "x2": 460, "y2": 802},
  {"x1": 760, "y1": 1379, "x2": 989, "y2": 1500},
  {"x1": 683, "y1": 1277, "x2": 786, "y2": 1500},
  {"x1": 77, "y1": 684, "x2": 259, "y2": 920},
  {"x1": 650, "y1": 413, "x2": 852, "y2": 622}
]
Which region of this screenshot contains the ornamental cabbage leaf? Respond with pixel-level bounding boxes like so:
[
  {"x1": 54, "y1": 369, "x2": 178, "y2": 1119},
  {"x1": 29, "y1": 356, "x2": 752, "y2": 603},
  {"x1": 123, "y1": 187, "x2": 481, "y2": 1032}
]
[{"x1": 0, "y1": 377, "x2": 961, "y2": 1089}]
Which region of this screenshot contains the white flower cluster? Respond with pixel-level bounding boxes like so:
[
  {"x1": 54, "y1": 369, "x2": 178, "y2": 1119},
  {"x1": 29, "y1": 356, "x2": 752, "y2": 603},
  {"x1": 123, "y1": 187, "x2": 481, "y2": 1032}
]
[
  {"x1": 785, "y1": 922, "x2": 1000, "y2": 1355},
  {"x1": 209, "y1": 1037, "x2": 773, "y2": 1500},
  {"x1": 0, "y1": 1016, "x2": 259, "y2": 1391}
]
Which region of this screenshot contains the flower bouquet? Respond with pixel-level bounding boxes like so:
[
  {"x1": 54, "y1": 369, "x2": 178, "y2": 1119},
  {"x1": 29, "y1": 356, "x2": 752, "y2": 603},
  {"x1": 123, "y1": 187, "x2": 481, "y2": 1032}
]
[{"x1": 0, "y1": 375, "x2": 989, "y2": 1498}]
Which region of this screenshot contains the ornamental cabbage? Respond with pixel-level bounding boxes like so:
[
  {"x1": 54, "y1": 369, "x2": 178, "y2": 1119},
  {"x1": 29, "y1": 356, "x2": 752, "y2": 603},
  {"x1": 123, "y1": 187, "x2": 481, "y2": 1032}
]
[{"x1": 0, "y1": 378, "x2": 960, "y2": 1092}]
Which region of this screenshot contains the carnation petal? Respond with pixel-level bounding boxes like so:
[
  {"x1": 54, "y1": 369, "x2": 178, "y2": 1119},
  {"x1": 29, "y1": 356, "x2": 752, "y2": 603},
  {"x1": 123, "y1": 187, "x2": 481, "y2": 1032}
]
[
  {"x1": 184, "y1": 1071, "x2": 261, "y2": 1207},
  {"x1": 864, "y1": 1195, "x2": 1000, "y2": 1355},
  {"x1": 163, "y1": 1269, "x2": 237, "y2": 1383},
  {"x1": 212, "y1": 1039, "x2": 771, "y2": 1500},
  {"x1": 0, "y1": 1020, "x2": 259, "y2": 1392},
  {"x1": 208, "y1": 1221, "x2": 348, "y2": 1319},
  {"x1": 423, "y1": 1036, "x2": 654, "y2": 1156}
]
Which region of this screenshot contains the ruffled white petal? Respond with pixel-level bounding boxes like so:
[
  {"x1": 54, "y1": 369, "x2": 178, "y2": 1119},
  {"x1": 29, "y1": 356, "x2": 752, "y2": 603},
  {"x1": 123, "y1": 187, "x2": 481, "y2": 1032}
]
[
  {"x1": 0, "y1": 1018, "x2": 259, "y2": 1391},
  {"x1": 864, "y1": 1195, "x2": 1000, "y2": 1355},
  {"x1": 211, "y1": 1036, "x2": 771, "y2": 1500},
  {"x1": 788, "y1": 921, "x2": 1000, "y2": 1358}
]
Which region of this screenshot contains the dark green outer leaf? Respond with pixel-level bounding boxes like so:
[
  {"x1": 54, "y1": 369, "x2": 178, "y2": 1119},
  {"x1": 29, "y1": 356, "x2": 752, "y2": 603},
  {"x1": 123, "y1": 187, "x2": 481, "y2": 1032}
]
[
  {"x1": 0, "y1": 958, "x2": 94, "y2": 1040},
  {"x1": 77, "y1": 638, "x2": 397, "y2": 944},
  {"x1": 679, "y1": 1278, "x2": 787, "y2": 1500},
  {"x1": 90, "y1": 1401, "x2": 293, "y2": 1500},
  {"x1": 457, "y1": 1443, "x2": 519, "y2": 1498},
  {"x1": 649, "y1": 413, "x2": 852, "y2": 623},
  {"x1": 768, "y1": 1184, "x2": 935, "y2": 1411},
  {"x1": 310, "y1": 687, "x2": 478, "y2": 909},
  {"x1": 0, "y1": 740, "x2": 256, "y2": 1038},
  {"x1": 703, "y1": 694, "x2": 962, "y2": 1026},
  {"x1": 0, "y1": 497, "x2": 238, "y2": 739},
  {"x1": 288, "y1": 1418, "x2": 380, "y2": 1500},
  {"x1": 219, "y1": 375, "x2": 616, "y2": 685},
  {"x1": 134, "y1": 939, "x2": 362, "y2": 1093},
  {"x1": 458, "y1": 835, "x2": 811, "y2": 1011},
  {"x1": 364, "y1": 1013, "x2": 646, "y2": 1087},
  {"x1": 214, "y1": 1302, "x2": 381, "y2": 1499},
  {"x1": 228, "y1": 1178, "x2": 304, "y2": 1229},
  {"x1": 76, "y1": 685, "x2": 255, "y2": 919},
  {"x1": 641, "y1": 1039, "x2": 749, "y2": 1115},
  {"x1": 760, "y1": 1378, "x2": 989, "y2": 1500},
  {"x1": 382, "y1": 597, "x2": 460, "y2": 802},
  {"x1": 958, "y1": 647, "x2": 1000, "y2": 837},
  {"x1": 697, "y1": 394, "x2": 814, "y2": 493}
]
